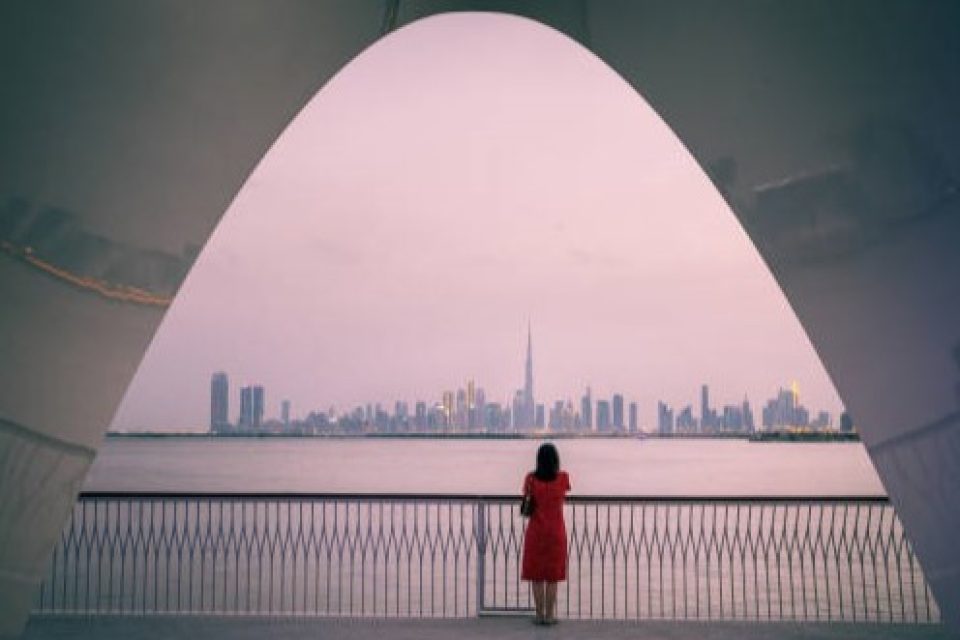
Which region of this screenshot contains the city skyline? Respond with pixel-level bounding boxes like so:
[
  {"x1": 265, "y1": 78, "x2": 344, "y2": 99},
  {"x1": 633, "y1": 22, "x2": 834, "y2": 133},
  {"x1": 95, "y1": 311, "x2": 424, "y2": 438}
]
[
  {"x1": 205, "y1": 372, "x2": 841, "y2": 436},
  {"x1": 206, "y1": 326, "x2": 841, "y2": 435},
  {"x1": 124, "y1": 312, "x2": 846, "y2": 431}
]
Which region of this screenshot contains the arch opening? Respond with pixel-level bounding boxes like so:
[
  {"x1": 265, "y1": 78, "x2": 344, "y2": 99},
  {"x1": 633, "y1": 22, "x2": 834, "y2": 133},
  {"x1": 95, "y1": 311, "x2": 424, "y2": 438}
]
[{"x1": 107, "y1": 12, "x2": 853, "y2": 495}]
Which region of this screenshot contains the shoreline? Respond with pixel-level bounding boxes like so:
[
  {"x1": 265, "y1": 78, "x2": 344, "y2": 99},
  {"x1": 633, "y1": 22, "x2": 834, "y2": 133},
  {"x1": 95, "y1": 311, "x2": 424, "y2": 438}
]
[
  {"x1": 106, "y1": 431, "x2": 643, "y2": 440},
  {"x1": 104, "y1": 431, "x2": 859, "y2": 442}
]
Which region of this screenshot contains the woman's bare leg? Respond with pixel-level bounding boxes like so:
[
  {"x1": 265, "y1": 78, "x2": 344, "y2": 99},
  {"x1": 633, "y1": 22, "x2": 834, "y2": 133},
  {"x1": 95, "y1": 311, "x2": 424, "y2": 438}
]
[
  {"x1": 545, "y1": 582, "x2": 558, "y2": 622},
  {"x1": 532, "y1": 581, "x2": 545, "y2": 622}
]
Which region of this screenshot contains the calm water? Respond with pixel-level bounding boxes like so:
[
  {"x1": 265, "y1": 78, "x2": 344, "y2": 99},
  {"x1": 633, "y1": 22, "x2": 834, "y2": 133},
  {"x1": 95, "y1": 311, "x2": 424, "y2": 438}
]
[{"x1": 85, "y1": 437, "x2": 885, "y2": 496}]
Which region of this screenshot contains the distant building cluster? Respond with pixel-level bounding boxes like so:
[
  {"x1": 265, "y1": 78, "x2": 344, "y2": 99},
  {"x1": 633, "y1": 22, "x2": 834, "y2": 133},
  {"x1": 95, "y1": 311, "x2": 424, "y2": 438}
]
[
  {"x1": 656, "y1": 382, "x2": 845, "y2": 435},
  {"x1": 208, "y1": 327, "x2": 848, "y2": 436},
  {"x1": 210, "y1": 372, "x2": 267, "y2": 433},
  {"x1": 657, "y1": 384, "x2": 756, "y2": 435}
]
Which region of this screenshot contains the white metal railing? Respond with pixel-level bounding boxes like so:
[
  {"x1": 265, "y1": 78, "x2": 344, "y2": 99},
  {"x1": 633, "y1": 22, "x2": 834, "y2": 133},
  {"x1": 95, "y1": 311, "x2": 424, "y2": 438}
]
[{"x1": 34, "y1": 493, "x2": 940, "y2": 623}]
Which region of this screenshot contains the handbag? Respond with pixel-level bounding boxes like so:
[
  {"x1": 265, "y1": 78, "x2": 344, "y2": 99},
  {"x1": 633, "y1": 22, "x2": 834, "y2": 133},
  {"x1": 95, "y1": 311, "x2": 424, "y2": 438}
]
[
  {"x1": 520, "y1": 477, "x2": 535, "y2": 517},
  {"x1": 520, "y1": 493, "x2": 535, "y2": 517}
]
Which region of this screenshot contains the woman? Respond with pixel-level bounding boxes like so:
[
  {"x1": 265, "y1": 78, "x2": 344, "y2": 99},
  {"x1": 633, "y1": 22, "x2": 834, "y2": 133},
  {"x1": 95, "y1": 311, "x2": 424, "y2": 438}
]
[{"x1": 521, "y1": 442, "x2": 571, "y2": 625}]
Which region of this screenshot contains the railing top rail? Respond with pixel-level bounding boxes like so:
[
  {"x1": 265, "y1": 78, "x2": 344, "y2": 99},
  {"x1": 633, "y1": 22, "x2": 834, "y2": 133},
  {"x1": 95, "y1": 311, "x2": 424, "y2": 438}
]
[{"x1": 76, "y1": 491, "x2": 890, "y2": 503}]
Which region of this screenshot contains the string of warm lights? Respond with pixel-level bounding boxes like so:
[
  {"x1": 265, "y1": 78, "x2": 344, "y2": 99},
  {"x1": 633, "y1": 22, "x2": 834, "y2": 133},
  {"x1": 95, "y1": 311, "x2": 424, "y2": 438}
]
[{"x1": 0, "y1": 240, "x2": 173, "y2": 308}]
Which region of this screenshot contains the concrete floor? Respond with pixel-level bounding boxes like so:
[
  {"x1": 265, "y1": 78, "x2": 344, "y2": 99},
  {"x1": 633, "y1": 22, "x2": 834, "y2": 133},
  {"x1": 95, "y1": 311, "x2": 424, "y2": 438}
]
[{"x1": 20, "y1": 616, "x2": 959, "y2": 640}]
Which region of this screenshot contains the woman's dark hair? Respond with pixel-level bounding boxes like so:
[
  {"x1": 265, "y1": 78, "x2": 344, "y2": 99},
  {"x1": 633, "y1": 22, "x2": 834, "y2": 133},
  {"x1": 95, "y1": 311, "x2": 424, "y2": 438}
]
[{"x1": 534, "y1": 443, "x2": 560, "y2": 481}]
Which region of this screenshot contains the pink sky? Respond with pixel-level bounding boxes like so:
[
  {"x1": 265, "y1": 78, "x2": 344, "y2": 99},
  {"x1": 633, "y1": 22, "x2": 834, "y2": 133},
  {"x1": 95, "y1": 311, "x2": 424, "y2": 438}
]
[{"x1": 112, "y1": 13, "x2": 843, "y2": 430}]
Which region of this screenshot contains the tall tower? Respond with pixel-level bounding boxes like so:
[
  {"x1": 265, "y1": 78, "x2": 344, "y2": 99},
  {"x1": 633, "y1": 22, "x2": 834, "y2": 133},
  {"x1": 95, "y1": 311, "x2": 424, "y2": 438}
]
[
  {"x1": 581, "y1": 387, "x2": 593, "y2": 430},
  {"x1": 210, "y1": 372, "x2": 229, "y2": 432},
  {"x1": 523, "y1": 323, "x2": 535, "y2": 429},
  {"x1": 252, "y1": 385, "x2": 265, "y2": 430},
  {"x1": 700, "y1": 383, "x2": 710, "y2": 431},
  {"x1": 239, "y1": 386, "x2": 253, "y2": 429},
  {"x1": 612, "y1": 393, "x2": 624, "y2": 430}
]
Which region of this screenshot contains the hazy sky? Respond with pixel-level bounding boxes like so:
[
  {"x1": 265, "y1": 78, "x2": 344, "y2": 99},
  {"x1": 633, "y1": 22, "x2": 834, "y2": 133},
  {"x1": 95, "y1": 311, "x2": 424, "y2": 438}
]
[{"x1": 112, "y1": 13, "x2": 843, "y2": 431}]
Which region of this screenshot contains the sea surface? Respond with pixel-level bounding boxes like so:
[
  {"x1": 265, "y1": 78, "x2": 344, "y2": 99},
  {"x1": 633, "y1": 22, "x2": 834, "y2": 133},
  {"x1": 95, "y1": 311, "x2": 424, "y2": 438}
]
[{"x1": 84, "y1": 437, "x2": 886, "y2": 496}]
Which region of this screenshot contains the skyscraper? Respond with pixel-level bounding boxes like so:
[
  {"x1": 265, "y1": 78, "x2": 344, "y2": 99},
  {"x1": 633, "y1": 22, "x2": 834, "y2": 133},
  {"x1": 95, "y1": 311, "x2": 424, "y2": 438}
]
[
  {"x1": 840, "y1": 412, "x2": 855, "y2": 433},
  {"x1": 628, "y1": 401, "x2": 638, "y2": 433},
  {"x1": 676, "y1": 405, "x2": 696, "y2": 432},
  {"x1": 512, "y1": 389, "x2": 524, "y2": 431},
  {"x1": 612, "y1": 393, "x2": 624, "y2": 430},
  {"x1": 742, "y1": 396, "x2": 754, "y2": 432},
  {"x1": 456, "y1": 388, "x2": 467, "y2": 429},
  {"x1": 239, "y1": 386, "x2": 253, "y2": 429},
  {"x1": 442, "y1": 391, "x2": 454, "y2": 428},
  {"x1": 210, "y1": 372, "x2": 229, "y2": 432},
  {"x1": 597, "y1": 400, "x2": 611, "y2": 431},
  {"x1": 658, "y1": 401, "x2": 675, "y2": 435},
  {"x1": 521, "y1": 323, "x2": 536, "y2": 429},
  {"x1": 252, "y1": 385, "x2": 264, "y2": 429},
  {"x1": 550, "y1": 400, "x2": 563, "y2": 430},
  {"x1": 281, "y1": 399, "x2": 290, "y2": 425},
  {"x1": 415, "y1": 401, "x2": 427, "y2": 430},
  {"x1": 581, "y1": 387, "x2": 592, "y2": 431},
  {"x1": 467, "y1": 379, "x2": 476, "y2": 429},
  {"x1": 474, "y1": 387, "x2": 486, "y2": 430},
  {"x1": 701, "y1": 384, "x2": 712, "y2": 431},
  {"x1": 763, "y1": 387, "x2": 801, "y2": 429}
]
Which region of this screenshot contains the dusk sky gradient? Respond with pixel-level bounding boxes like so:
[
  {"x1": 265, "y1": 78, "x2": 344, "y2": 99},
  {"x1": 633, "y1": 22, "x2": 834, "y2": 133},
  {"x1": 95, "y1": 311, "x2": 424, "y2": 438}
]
[{"x1": 112, "y1": 13, "x2": 843, "y2": 430}]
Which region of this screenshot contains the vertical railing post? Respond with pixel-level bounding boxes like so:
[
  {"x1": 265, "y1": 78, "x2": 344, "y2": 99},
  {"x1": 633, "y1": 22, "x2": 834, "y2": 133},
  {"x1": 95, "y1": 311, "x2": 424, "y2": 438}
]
[{"x1": 475, "y1": 499, "x2": 486, "y2": 615}]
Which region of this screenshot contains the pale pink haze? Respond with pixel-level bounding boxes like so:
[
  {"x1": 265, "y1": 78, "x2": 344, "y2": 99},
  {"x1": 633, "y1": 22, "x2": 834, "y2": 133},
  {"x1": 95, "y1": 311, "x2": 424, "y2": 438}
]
[{"x1": 112, "y1": 13, "x2": 843, "y2": 430}]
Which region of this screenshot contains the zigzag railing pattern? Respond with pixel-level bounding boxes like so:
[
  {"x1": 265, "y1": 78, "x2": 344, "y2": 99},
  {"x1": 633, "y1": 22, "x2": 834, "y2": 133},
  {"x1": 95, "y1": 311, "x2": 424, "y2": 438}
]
[{"x1": 34, "y1": 493, "x2": 939, "y2": 622}]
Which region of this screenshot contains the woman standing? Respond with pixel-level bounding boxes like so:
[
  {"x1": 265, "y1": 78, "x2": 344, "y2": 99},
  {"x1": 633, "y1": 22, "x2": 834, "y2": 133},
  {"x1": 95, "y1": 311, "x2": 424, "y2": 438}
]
[{"x1": 521, "y1": 443, "x2": 571, "y2": 625}]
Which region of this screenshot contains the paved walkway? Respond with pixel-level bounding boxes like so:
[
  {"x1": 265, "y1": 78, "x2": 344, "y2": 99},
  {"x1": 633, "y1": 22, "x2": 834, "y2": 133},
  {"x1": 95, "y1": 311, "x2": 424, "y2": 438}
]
[{"x1": 20, "y1": 616, "x2": 959, "y2": 640}]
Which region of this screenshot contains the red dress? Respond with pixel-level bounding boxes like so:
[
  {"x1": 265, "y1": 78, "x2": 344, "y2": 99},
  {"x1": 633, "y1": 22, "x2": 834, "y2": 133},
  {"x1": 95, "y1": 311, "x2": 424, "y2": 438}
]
[{"x1": 521, "y1": 471, "x2": 571, "y2": 582}]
